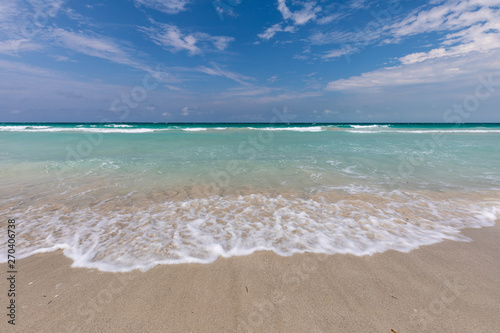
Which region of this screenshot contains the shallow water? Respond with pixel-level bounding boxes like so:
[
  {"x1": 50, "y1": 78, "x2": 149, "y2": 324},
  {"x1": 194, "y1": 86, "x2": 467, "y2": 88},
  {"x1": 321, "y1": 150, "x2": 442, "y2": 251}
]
[{"x1": 1, "y1": 123, "x2": 499, "y2": 271}]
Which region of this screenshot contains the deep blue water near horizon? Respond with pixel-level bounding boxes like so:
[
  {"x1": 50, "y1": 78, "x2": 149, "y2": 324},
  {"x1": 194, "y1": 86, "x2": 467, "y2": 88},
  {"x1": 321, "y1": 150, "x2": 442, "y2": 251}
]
[{"x1": 1, "y1": 122, "x2": 499, "y2": 271}]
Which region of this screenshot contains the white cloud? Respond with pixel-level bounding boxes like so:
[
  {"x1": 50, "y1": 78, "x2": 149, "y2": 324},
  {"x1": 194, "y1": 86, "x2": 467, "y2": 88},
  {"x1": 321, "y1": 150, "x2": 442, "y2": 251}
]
[
  {"x1": 390, "y1": 0, "x2": 500, "y2": 41},
  {"x1": 258, "y1": 23, "x2": 283, "y2": 41},
  {"x1": 145, "y1": 24, "x2": 199, "y2": 54},
  {"x1": 200, "y1": 34, "x2": 234, "y2": 51},
  {"x1": 324, "y1": 1, "x2": 500, "y2": 92},
  {"x1": 134, "y1": 0, "x2": 191, "y2": 14},
  {"x1": 0, "y1": 39, "x2": 41, "y2": 55},
  {"x1": 311, "y1": 0, "x2": 500, "y2": 69},
  {"x1": 326, "y1": 62, "x2": 445, "y2": 90},
  {"x1": 392, "y1": 0, "x2": 482, "y2": 38},
  {"x1": 326, "y1": 49, "x2": 500, "y2": 91},
  {"x1": 258, "y1": 0, "x2": 323, "y2": 41},
  {"x1": 197, "y1": 63, "x2": 254, "y2": 85},
  {"x1": 277, "y1": 0, "x2": 293, "y2": 20},
  {"x1": 141, "y1": 23, "x2": 234, "y2": 55},
  {"x1": 277, "y1": 0, "x2": 321, "y2": 25},
  {"x1": 398, "y1": 5, "x2": 500, "y2": 64}
]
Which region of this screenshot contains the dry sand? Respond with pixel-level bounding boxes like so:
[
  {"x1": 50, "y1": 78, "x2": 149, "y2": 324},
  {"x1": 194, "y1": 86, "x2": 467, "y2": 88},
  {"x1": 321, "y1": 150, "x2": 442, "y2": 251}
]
[{"x1": 1, "y1": 223, "x2": 499, "y2": 333}]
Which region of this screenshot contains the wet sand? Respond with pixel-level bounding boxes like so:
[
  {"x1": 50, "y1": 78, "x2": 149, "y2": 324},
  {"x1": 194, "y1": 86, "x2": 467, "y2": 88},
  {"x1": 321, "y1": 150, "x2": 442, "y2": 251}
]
[{"x1": 2, "y1": 223, "x2": 499, "y2": 333}]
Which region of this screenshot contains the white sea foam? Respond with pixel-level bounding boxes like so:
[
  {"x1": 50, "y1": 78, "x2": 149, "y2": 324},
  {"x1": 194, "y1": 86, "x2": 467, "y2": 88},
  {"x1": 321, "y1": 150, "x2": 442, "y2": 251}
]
[
  {"x1": 350, "y1": 125, "x2": 390, "y2": 129},
  {"x1": 257, "y1": 126, "x2": 324, "y2": 132},
  {"x1": 103, "y1": 124, "x2": 134, "y2": 128},
  {"x1": 0, "y1": 126, "x2": 157, "y2": 133},
  {"x1": 4, "y1": 192, "x2": 498, "y2": 272},
  {"x1": 0, "y1": 125, "x2": 227, "y2": 133},
  {"x1": 71, "y1": 128, "x2": 157, "y2": 133},
  {"x1": 0, "y1": 126, "x2": 30, "y2": 131},
  {"x1": 346, "y1": 129, "x2": 500, "y2": 134},
  {"x1": 183, "y1": 128, "x2": 208, "y2": 131}
]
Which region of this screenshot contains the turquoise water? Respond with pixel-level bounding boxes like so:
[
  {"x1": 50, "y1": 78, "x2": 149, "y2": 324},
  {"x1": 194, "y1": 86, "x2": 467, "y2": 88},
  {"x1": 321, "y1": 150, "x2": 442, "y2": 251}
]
[{"x1": 1, "y1": 123, "x2": 499, "y2": 271}]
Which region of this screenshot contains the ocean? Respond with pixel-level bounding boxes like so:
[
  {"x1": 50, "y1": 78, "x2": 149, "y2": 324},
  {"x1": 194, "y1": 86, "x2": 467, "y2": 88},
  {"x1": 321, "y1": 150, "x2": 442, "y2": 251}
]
[{"x1": 1, "y1": 123, "x2": 499, "y2": 271}]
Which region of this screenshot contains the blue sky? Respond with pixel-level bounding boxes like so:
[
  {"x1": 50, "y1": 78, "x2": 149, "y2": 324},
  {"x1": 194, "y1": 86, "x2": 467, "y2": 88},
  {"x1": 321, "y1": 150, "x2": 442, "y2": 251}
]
[{"x1": 0, "y1": 0, "x2": 499, "y2": 122}]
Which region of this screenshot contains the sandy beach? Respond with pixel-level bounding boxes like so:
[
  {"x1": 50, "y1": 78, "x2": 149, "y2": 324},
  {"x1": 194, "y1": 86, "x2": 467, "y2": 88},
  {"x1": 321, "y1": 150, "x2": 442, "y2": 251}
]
[{"x1": 1, "y1": 222, "x2": 498, "y2": 333}]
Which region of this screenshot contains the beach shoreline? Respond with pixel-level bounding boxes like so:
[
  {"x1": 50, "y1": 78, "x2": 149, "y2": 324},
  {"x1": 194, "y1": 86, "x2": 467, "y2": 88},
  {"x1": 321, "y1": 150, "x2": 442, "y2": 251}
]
[{"x1": 2, "y1": 222, "x2": 499, "y2": 333}]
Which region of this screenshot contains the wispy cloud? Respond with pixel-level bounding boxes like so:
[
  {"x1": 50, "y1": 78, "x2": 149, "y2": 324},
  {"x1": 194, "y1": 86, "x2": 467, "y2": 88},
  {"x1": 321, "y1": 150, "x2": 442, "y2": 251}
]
[
  {"x1": 267, "y1": 75, "x2": 278, "y2": 83},
  {"x1": 349, "y1": 0, "x2": 369, "y2": 10},
  {"x1": 316, "y1": 13, "x2": 346, "y2": 25},
  {"x1": 0, "y1": 1, "x2": 66, "y2": 40},
  {"x1": 52, "y1": 55, "x2": 76, "y2": 62},
  {"x1": 0, "y1": 39, "x2": 41, "y2": 55},
  {"x1": 48, "y1": 28, "x2": 173, "y2": 81},
  {"x1": 219, "y1": 86, "x2": 279, "y2": 98},
  {"x1": 308, "y1": 22, "x2": 386, "y2": 46},
  {"x1": 141, "y1": 23, "x2": 234, "y2": 55},
  {"x1": 216, "y1": 85, "x2": 322, "y2": 104},
  {"x1": 243, "y1": 91, "x2": 322, "y2": 104},
  {"x1": 212, "y1": 0, "x2": 243, "y2": 20},
  {"x1": 196, "y1": 62, "x2": 254, "y2": 85},
  {"x1": 0, "y1": 1, "x2": 21, "y2": 33},
  {"x1": 50, "y1": 28, "x2": 137, "y2": 65},
  {"x1": 0, "y1": 60, "x2": 142, "y2": 121},
  {"x1": 0, "y1": 59, "x2": 61, "y2": 78},
  {"x1": 134, "y1": 0, "x2": 191, "y2": 14},
  {"x1": 390, "y1": 0, "x2": 486, "y2": 38},
  {"x1": 322, "y1": 45, "x2": 358, "y2": 60},
  {"x1": 258, "y1": 23, "x2": 296, "y2": 41}
]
